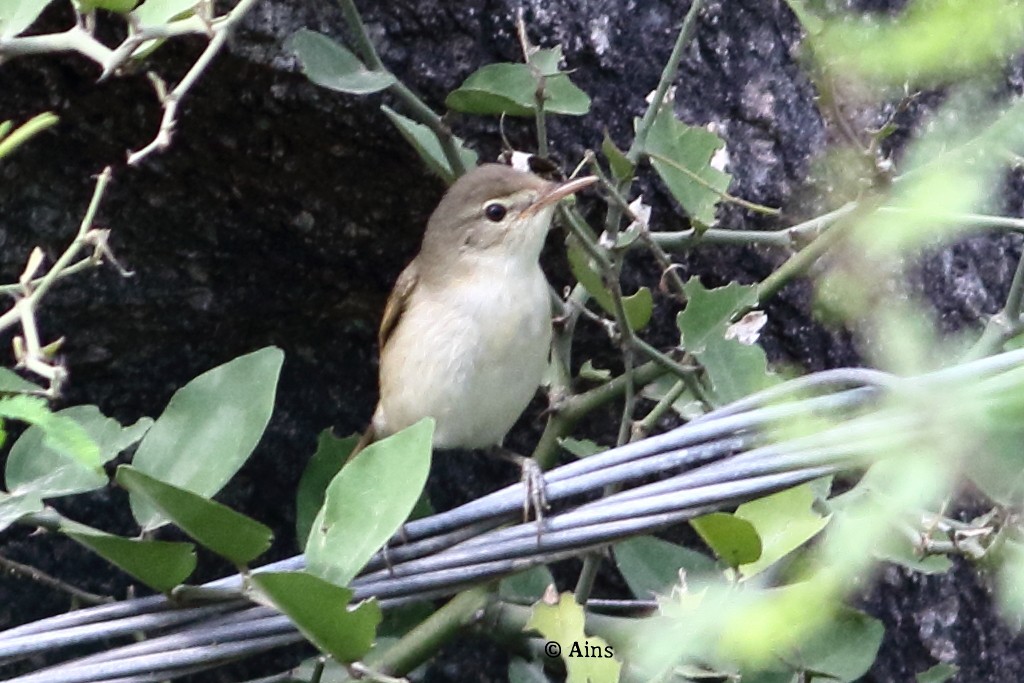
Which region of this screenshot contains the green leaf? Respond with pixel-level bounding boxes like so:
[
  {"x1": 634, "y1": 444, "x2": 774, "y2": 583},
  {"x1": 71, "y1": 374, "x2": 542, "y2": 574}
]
[
  {"x1": 566, "y1": 237, "x2": 654, "y2": 331},
  {"x1": 602, "y1": 131, "x2": 635, "y2": 182},
  {"x1": 0, "y1": 0, "x2": 56, "y2": 38},
  {"x1": 578, "y1": 360, "x2": 611, "y2": 382},
  {"x1": 781, "y1": 0, "x2": 825, "y2": 35},
  {"x1": 249, "y1": 572, "x2": 381, "y2": 663},
  {"x1": 380, "y1": 105, "x2": 478, "y2": 184},
  {"x1": 446, "y1": 62, "x2": 590, "y2": 117},
  {"x1": 499, "y1": 565, "x2": 555, "y2": 603},
  {"x1": 0, "y1": 368, "x2": 41, "y2": 394},
  {"x1": 558, "y1": 437, "x2": 605, "y2": 459},
  {"x1": 61, "y1": 518, "x2": 195, "y2": 592},
  {"x1": 817, "y1": 0, "x2": 1024, "y2": 86},
  {"x1": 645, "y1": 107, "x2": 731, "y2": 226},
  {"x1": 130, "y1": 346, "x2": 283, "y2": 530},
  {"x1": 795, "y1": 607, "x2": 884, "y2": 682},
  {"x1": 7, "y1": 406, "x2": 151, "y2": 498},
  {"x1": 734, "y1": 483, "x2": 831, "y2": 579},
  {"x1": 677, "y1": 278, "x2": 757, "y2": 352},
  {"x1": 306, "y1": 419, "x2": 433, "y2": 587},
  {"x1": 117, "y1": 466, "x2": 272, "y2": 565},
  {"x1": 0, "y1": 492, "x2": 43, "y2": 533},
  {"x1": 296, "y1": 430, "x2": 357, "y2": 551},
  {"x1": 691, "y1": 512, "x2": 762, "y2": 568},
  {"x1": 0, "y1": 395, "x2": 101, "y2": 468},
  {"x1": 917, "y1": 663, "x2": 959, "y2": 683},
  {"x1": 131, "y1": 0, "x2": 197, "y2": 24},
  {"x1": 525, "y1": 592, "x2": 621, "y2": 683},
  {"x1": 526, "y1": 46, "x2": 563, "y2": 75},
  {"x1": 613, "y1": 536, "x2": 716, "y2": 598},
  {"x1": 677, "y1": 277, "x2": 779, "y2": 404},
  {"x1": 874, "y1": 528, "x2": 952, "y2": 575},
  {"x1": 286, "y1": 29, "x2": 396, "y2": 95},
  {"x1": 0, "y1": 112, "x2": 58, "y2": 160},
  {"x1": 74, "y1": 0, "x2": 138, "y2": 12},
  {"x1": 622, "y1": 286, "x2": 654, "y2": 331},
  {"x1": 996, "y1": 540, "x2": 1024, "y2": 621}
]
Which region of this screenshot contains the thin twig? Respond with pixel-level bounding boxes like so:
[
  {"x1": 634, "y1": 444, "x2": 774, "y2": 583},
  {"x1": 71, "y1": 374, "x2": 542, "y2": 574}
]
[
  {"x1": 337, "y1": 0, "x2": 467, "y2": 179},
  {"x1": 964, "y1": 238, "x2": 1024, "y2": 360},
  {"x1": 127, "y1": 0, "x2": 261, "y2": 165},
  {"x1": 0, "y1": 555, "x2": 114, "y2": 607}
]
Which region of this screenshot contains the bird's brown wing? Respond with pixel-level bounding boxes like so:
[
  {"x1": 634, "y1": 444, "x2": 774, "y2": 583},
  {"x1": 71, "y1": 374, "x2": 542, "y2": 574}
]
[{"x1": 379, "y1": 260, "x2": 418, "y2": 349}]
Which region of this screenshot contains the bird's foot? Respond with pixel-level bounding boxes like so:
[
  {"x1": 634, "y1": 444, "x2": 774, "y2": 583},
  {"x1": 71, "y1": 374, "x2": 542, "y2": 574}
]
[{"x1": 492, "y1": 447, "x2": 549, "y2": 532}]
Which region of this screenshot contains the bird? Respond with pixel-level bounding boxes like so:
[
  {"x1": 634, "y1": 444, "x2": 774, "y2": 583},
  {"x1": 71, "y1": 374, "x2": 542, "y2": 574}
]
[{"x1": 351, "y1": 163, "x2": 597, "y2": 470}]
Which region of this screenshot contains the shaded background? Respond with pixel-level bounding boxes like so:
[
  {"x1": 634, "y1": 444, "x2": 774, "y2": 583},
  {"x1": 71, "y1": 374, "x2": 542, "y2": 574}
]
[{"x1": 1, "y1": 0, "x2": 1022, "y2": 680}]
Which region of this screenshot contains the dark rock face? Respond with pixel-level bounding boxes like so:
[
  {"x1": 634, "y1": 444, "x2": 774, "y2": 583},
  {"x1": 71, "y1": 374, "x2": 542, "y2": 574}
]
[{"x1": 1, "y1": 0, "x2": 1021, "y2": 680}]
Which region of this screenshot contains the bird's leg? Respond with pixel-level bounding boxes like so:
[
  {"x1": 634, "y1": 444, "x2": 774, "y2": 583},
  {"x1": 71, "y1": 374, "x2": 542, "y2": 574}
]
[{"x1": 491, "y1": 447, "x2": 549, "y2": 529}]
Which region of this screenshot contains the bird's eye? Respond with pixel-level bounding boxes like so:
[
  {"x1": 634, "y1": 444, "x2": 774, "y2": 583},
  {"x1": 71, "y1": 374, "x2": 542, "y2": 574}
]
[{"x1": 484, "y1": 202, "x2": 508, "y2": 222}]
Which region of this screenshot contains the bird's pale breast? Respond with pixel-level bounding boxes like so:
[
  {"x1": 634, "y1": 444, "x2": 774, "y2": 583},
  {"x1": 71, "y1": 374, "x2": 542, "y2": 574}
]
[{"x1": 374, "y1": 257, "x2": 551, "y2": 449}]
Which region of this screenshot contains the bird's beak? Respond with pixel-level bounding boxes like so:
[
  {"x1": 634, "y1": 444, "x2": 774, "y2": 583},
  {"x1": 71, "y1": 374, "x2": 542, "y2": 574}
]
[{"x1": 522, "y1": 175, "x2": 598, "y2": 218}]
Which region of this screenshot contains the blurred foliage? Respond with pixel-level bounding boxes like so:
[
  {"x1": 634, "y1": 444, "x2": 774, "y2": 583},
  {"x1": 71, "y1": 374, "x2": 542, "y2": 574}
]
[{"x1": 4, "y1": 0, "x2": 1024, "y2": 682}]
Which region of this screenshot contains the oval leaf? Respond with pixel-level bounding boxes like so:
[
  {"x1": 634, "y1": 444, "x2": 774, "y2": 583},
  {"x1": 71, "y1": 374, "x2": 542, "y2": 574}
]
[
  {"x1": 499, "y1": 565, "x2": 556, "y2": 603},
  {"x1": 691, "y1": 512, "x2": 762, "y2": 568},
  {"x1": 735, "y1": 483, "x2": 831, "y2": 580},
  {"x1": 117, "y1": 466, "x2": 272, "y2": 565},
  {"x1": 129, "y1": 346, "x2": 283, "y2": 530},
  {"x1": 0, "y1": 492, "x2": 43, "y2": 533},
  {"x1": 131, "y1": 0, "x2": 197, "y2": 24},
  {"x1": 381, "y1": 105, "x2": 478, "y2": 184},
  {"x1": 7, "y1": 406, "x2": 151, "y2": 498},
  {"x1": 286, "y1": 29, "x2": 396, "y2": 95},
  {"x1": 446, "y1": 62, "x2": 590, "y2": 117},
  {"x1": 0, "y1": 368, "x2": 41, "y2": 394},
  {"x1": 0, "y1": 395, "x2": 101, "y2": 468},
  {"x1": 61, "y1": 518, "x2": 195, "y2": 592},
  {"x1": 306, "y1": 419, "x2": 433, "y2": 587},
  {"x1": 0, "y1": 0, "x2": 57, "y2": 38},
  {"x1": 249, "y1": 572, "x2": 381, "y2": 663},
  {"x1": 613, "y1": 536, "x2": 716, "y2": 598}
]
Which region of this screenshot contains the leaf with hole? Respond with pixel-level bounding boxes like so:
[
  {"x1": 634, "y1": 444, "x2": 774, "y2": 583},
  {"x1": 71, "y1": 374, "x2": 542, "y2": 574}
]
[
  {"x1": 249, "y1": 572, "x2": 380, "y2": 663},
  {"x1": 677, "y1": 277, "x2": 779, "y2": 404},
  {"x1": 306, "y1": 419, "x2": 433, "y2": 587},
  {"x1": 645, "y1": 108, "x2": 731, "y2": 227}
]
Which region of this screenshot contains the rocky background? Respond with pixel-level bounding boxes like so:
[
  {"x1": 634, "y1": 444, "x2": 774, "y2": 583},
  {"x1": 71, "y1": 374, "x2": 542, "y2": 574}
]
[{"x1": 1, "y1": 0, "x2": 1022, "y2": 680}]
